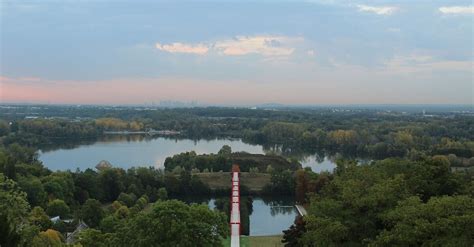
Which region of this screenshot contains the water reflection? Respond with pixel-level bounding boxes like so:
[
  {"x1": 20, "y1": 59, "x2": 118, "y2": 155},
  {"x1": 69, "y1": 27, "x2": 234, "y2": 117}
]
[
  {"x1": 39, "y1": 136, "x2": 265, "y2": 171},
  {"x1": 249, "y1": 197, "x2": 297, "y2": 236},
  {"x1": 260, "y1": 196, "x2": 297, "y2": 216},
  {"x1": 183, "y1": 196, "x2": 297, "y2": 236},
  {"x1": 40, "y1": 135, "x2": 236, "y2": 152},
  {"x1": 39, "y1": 135, "x2": 339, "y2": 172}
]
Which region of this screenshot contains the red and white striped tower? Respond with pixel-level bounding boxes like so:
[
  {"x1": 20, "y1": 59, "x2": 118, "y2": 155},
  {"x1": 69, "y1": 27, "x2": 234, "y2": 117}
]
[{"x1": 230, "y1": 165, "x2": 240, "y2": 247}]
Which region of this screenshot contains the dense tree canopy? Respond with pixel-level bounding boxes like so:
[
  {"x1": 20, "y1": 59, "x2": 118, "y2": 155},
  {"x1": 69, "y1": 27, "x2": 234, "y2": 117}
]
[
  {"x1": 373, "y1": 196, "x2": 474, "y2": 246},
  {"x1": 285, "y1": 157, "x2": 474, "y2": 246},
  {"x1": 0, "y1": 173, "x2": 34, "y2": 246},
  {"x1": 76, "y1": 200, "x2": 228, "y2": 247}
]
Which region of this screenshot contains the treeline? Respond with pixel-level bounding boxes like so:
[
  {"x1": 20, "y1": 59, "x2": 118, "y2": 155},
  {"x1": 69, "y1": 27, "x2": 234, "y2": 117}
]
[
  {"x1": 0, "y1": 117, "x2": 153, "y2": 148},
  {"x1": 2, "y1": 118, "x2": 144, "y2": 138},
  {"x1": 282, "y1": 157, "x2": 474, "y2": 246},
  {"x1": 2, "y1": 107, "x2": 473, "y2": 164},
  {"x1": 164, "y1": 145, "x2": 301, "y2": 173},
  {"x1": 245, "y1": 120, "x2": 474, "y2": 161},
  {"x1": 262, "y1": 165, "x2": 331, "y2": 199}
]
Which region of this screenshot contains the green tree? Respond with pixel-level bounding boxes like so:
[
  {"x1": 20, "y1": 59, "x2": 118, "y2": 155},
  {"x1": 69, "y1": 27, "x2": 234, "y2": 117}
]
[
  {"x1": 7, "y1": 143, "x2": 37, "y2": 166},
  {"x1": 262, "y1": 122, "x2": 305, "y2": 143},
  {"x1": 264, "y1": 169, "x2": 294, "y2": 195},
  {"x1": 117, "y1": 192, "x2": 136, "y2": 207},
  {"x1": 266, "y1": 165, "x2": 274, "y2": 174},
  {"x1": 327, "y1": 129, "x2": 359, "y2": 152},
  {"x1": 295, "y1": 169, "x2": 308, "y2": 203},
  {"x1": 135, "y1": 196, "x2": 148, "y2": 209},
  {"x1": 157, "y1": 187, "x2": 168, "y2": 201},
  {"x1": 110, "y1": 200, "x2": 228, "y2": 247},
  {"x1": 31, "y1": 229, "x2": 63, "y2": 247},
  {"x1": 372, "y1": 196, "x2": 474, "y2": 246},
  {"x1": 46, "y1": 199, "x2": 70, "y2": 218},
  {"x1": 81, "y1": 199, "x2": 105, "y2": 228},
  {"x1": 282, "y1": 216, "x2": 306, "y2": 247},
  {"x1": 0, "y1": 120, "x2": 10, "y2": 136},
  {"x1": 301, "y1": 199, "x2": 350, "y2": 246},
  {"x1": 29, "y1": 206, "x2": 52, "y2": 231},
  {"x1": 42, "y1": 172, "x2": 75, "y2": 204},
  {"x1": 78, "y1": 228, "x2": 111, "y2": 247},
  {"x1": 114, "y1": 206, "x2": 130, "y2": 219},
  {"x1": 18, "y1": 176, "x2": 47, "y2": 207},
  {"x1": 73, "y1": 168, "x2": 100, "y2": 204},
  {"x1": 0, "y1": 173, "x2": 34, "y2": 246},
  {"x1": 249, "y1": 167, "x2": 259, "y2": 174},
  {"x1": 218, "y1": 145, "x2": 232, "y2": 157},
  {"x1": 100, "y1": 215, "x2": 120, "y2": 233},
  {"x1": 98, "y1": 168, "x2": 125, "y2": 202},
  {"x1": 164, "y1": 174, "x2": 180, "y2": 195}
]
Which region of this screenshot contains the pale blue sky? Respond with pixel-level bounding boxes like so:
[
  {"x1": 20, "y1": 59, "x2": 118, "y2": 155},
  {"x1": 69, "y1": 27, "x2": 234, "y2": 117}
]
[{"x1": 1, "y1": 0, "x2": 473, "y2": 105}]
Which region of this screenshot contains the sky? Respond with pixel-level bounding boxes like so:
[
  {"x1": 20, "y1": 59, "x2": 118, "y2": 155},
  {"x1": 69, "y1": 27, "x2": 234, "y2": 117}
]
[{"x1": 0, "y1": 0, "x2": 473, "y2": 105}]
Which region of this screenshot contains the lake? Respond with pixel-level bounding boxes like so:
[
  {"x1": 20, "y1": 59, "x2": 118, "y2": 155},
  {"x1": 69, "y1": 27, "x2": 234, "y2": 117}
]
[
  {"x1": 187, "y1": 196, "x2": 298, "y2": 236},
  {"x1": 39, "y1": 135, "x2": 337, "y2": 172},
  {"x1": 39, "y1": 136, "x2": 307, "y2": 236}
]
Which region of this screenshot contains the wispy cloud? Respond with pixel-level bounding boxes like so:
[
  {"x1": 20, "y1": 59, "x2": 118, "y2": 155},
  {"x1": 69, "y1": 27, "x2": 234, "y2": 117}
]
[
  {"x1": 382, "y1": 54, "x2": 473, "y2": 74},
  {"x1": 155, "y1": 42, "x2": 209, "y2": 55},
  {"x1": 439, "y1": 6, "x2": 474, "y2": 15},
  {"x1": 357, "y1": 5, "x2": 398, "y2": 15},
  {"x1": 155, "y1": 35, "x2": 303, "y2": 57},
  {"x1": 214, "y1": 35, "x2": 301, "y2": 56}
]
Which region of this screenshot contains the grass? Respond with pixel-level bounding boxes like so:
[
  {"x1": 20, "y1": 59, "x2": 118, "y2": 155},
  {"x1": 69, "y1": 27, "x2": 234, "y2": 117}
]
[
  {"x1": 248, "y1": 235, "x2": 283, "y2": 247},
  {"x1": 240, "y1": 236, "x2": 250, "y2": 247},
  {"x1": 222, "y1": 235, "x2": 283, "y2": 247},
  {"x1": 195, "y1": 172, "x2": 271, "y2": 192}
]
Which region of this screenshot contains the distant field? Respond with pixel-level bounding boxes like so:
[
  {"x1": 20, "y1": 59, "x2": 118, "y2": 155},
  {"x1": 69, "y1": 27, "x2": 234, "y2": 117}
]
[
  {"x1": 222, "y1": 235, "x2": 283, "y2": 247},
  {"x1": 195, "y1": 172, "x2": 271, "y2": 192}
]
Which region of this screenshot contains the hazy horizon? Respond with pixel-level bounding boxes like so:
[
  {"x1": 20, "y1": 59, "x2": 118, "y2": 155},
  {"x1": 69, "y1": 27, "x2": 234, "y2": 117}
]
[{"x1": 1, "y1": 1, "x2": 473, "y2": 105}]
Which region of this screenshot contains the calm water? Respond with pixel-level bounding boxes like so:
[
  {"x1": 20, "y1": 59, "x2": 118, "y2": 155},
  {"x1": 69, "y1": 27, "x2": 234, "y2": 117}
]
[
  {"x1": 39, "y1": 135, "x2": 337, "y2": 172},
  {"x1": 248, "y1": 198, "x2": 298, "y2": 236},
  {"x1": 207, "y1": 197, "x2": 297, "y2": 236}
]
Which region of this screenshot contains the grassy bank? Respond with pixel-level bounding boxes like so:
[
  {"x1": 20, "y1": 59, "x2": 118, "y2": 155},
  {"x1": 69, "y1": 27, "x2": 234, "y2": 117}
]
[
  {"x1": 195, "y1": 172, "x2": 271, "y2": 192},
  {"x1": 222, "y1": 235, "x2": 283, "y2": 247}
]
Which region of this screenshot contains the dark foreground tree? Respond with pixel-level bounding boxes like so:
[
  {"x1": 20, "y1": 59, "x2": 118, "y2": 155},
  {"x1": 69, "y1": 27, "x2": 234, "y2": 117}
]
[
  {"x1": 372, "y1": 196, "x2": 474, "y2": 246},
  {"x1": 110, "y1": 200, "x2": 228, "y2": 247},
  {"x1": 80, "y1": 199, "x2": 105, "y2": 228},
  {"x1": 0, "y1": 173, "x2": 35, "y2": 246},
  {"x1": 282, "y1": 216, "x2": 306, "y2": 247}
]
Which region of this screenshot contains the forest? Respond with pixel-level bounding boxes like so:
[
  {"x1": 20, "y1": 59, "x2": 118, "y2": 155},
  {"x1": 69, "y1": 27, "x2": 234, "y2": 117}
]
[
  {"x1": 0, "y1": 105, "x2": 473, "y2": 246},
  {"x1": 1, "y1": 106, "x2": 473, "y2": 162}
]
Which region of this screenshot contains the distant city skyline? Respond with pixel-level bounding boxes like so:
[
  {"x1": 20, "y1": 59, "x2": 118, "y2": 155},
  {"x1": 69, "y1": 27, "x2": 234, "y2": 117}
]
[{"x1": 1, "y1": 1, "x2": 473, "y2": 105}]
